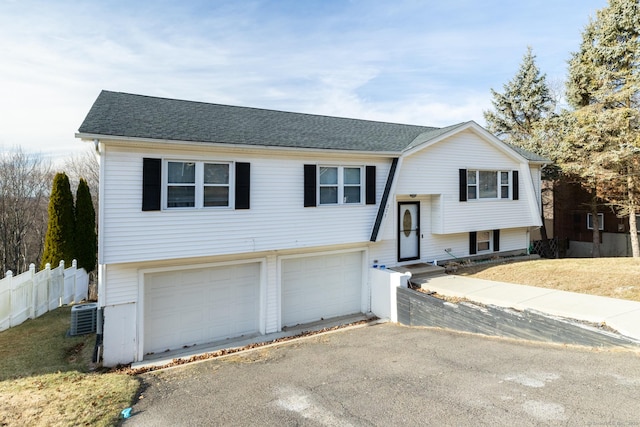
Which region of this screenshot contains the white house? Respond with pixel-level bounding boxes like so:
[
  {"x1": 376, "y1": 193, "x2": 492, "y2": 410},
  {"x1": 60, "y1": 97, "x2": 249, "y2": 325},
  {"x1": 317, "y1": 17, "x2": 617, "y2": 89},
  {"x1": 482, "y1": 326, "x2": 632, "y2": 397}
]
[{"x1": 76, "y1": 90, "x2": 546, "y2": 366}]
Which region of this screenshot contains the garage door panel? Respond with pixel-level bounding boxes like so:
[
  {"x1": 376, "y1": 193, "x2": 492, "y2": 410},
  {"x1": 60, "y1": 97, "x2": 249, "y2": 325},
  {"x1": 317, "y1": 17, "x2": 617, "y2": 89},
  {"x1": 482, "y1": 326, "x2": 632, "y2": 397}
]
[
  {"x1": 282, "y1": 251, "x2": 363, "y2": 327},
  {"x1": 145, "y1": 262, "x2": 260, "y2": 355}
]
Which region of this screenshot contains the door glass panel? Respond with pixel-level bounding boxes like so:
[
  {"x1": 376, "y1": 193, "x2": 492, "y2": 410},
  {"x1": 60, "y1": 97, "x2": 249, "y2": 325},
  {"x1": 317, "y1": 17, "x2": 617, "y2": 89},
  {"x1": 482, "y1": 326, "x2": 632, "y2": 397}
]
[{"x1": 403, "y1": 209, "x2": 412, "y2": 237}]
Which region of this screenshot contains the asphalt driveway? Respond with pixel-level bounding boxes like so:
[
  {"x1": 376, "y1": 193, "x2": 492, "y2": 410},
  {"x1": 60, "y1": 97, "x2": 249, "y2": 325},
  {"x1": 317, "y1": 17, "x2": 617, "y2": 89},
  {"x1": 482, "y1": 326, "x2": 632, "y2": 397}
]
[{"x1": 124, "y1": 323, "x2": 640, "y2": 426}]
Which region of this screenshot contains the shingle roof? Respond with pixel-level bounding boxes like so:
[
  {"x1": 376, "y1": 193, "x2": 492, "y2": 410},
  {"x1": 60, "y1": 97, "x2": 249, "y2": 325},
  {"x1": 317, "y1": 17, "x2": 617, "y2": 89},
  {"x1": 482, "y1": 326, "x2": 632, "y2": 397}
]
[
  {"x1": 78, "y1": 90, "x2": 548, "y2": 162},
  {"x1": 503, "y1": 142, "x2": 550, "y2": 163},
  {"x1": 78, "y1": 91, "x2": 456, "y2": 152}
]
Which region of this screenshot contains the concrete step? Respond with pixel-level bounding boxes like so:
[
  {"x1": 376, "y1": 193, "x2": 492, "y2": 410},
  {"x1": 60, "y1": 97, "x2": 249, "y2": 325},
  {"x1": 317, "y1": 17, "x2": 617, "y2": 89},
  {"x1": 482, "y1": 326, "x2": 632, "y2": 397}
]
[{"x1": 390, "y1": 263, "x2": 445, "y2": 277}]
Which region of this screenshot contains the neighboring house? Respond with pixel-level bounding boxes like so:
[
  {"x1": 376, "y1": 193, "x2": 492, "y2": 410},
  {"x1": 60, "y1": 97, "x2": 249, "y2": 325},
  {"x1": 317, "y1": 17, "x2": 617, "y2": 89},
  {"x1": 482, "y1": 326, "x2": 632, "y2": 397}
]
[
  {"x1": 554, "y1": 180, "x2": 635, "y2": 257},
  {"x1": 76, "y1": 90, "x2": 546, "y2": 366}
]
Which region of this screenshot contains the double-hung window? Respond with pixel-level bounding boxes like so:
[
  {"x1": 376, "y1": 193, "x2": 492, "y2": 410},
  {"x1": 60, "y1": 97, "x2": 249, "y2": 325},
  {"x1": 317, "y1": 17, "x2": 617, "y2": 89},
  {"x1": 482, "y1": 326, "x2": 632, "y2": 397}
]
[
  {"x1": 167, "y1": 161, "x2": 197, "y2": 208},
  {"x1": 166, "y1": 161, "x2": 230, "y2": 209},
  {"x1": 319, "y1": 166, "x2": 362, "y2": 205},
  {"x1": 476, "y1": 230, "x2": 492, "y2": 252},
  {"x1": 203, "y1": 163, "x2": 230, "y2": 207},
  {"x1": 467, "y1": 170, "x2": 510, "y2": 200}
]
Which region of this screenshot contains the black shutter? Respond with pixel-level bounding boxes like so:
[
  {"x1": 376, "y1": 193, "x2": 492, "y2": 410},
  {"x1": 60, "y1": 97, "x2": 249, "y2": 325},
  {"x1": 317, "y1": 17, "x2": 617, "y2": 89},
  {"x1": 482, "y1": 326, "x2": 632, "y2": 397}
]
[
  {"x1": 469, "y1": 231, "x2": 477, "y2": 255},
  {"x1": 142, "y1": 158, "x2": 161, "y2": 211},
  {"x1": 235, "y1": 162, "x2": 250, "y2": 209},
  {"x1": 366, "y1": 165, "x2": 376, "y2": 205},
  {"x1": 459, "y1": 169, "x2": 467, "y2": 202},
  {"x1": 493, "y1": 229, "x2": 500, "y2": 252},
  {"x1": 304, "y1": 164, "x2": 317, "y2": 207},
  {"x1": 512, "y1": 170, "x2": 519, "y2": 200}
]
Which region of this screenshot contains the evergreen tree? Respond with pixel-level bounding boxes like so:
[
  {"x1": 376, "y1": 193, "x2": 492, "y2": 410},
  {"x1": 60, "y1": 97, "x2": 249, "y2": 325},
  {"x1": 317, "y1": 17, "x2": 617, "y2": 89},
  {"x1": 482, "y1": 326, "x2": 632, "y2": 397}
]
[
  {"x1": 563, "y1": 0, "x2": 640, "y2": 257},
  {"x1": 74, "y1": 178, "x2": 97, "y2": 272},
  {"x1": 484, "y1": 46, "x2": 554, "y2": 151},
  {"x1": 41, "y1": 172, "x2": 75, "y2": 269},
  {"x1": 484, "y1": 47, "x2": 555, "y2": 256}
]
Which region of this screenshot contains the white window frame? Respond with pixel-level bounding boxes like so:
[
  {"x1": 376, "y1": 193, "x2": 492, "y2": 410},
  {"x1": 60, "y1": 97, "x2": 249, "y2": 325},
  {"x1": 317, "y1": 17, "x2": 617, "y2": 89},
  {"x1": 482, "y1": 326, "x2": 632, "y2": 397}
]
[
  {"x1": 587, "y1": 213, "x2": 604, "y2": 230},
  {"x1": 467, "y1": 170, "x2": 511, "y2": 200},
  {"x1": 163, "y1": 160, "x2": 233, "y2": 209},
  {"x1": 318, "y1": 165, "x2": 363, "y2": 206},
  {"x1": 477, "y1": 230, "x2": 493, "y2": 252}
]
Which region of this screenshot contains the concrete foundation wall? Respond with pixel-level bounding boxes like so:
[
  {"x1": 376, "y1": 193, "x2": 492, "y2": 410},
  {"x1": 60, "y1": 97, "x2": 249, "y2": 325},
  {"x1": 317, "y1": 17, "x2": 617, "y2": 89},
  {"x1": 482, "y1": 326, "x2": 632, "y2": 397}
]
[
  {"x1": 396, "y1": 286, "x2": 640, "y2": 348},
  {"x1": 370, "y1": 268, "x2": 410, "y2": 322},
  {"x1": 567, "y1": 232, "x2": 634, "y2": 257}
]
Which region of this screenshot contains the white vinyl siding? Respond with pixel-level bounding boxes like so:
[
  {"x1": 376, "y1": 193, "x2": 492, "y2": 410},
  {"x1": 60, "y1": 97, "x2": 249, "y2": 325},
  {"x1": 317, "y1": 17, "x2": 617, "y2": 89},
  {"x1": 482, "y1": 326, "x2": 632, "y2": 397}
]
[
  {"x1": 369, "y1": 225, "x2": 529, "y2": 268},
  {"x1": 395, "y1": 130, "x2": 539, "y2": 234},
  {"x1": 100, "y1": 145, "x2": 389, "y2": 264}
]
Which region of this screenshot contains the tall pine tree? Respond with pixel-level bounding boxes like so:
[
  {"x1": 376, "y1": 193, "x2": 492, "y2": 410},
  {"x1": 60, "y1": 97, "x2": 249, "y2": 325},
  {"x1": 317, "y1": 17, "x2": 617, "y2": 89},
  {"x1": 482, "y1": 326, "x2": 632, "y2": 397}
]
[
  {"x1": 484, "y1": 47, "x2": 555, "y2": 256},
  {"x1": 75, "y1": 178, "x2": 97, "y2": 272},
  {"x1": 41, "y1": 172, "x2": 75, "y2": 269},
  {"x1": 484, "y1": 46, "x2": 554, "y2": 151},
  {"x1": 564, "y1": 0, "x2": 640, "y2": 257}
]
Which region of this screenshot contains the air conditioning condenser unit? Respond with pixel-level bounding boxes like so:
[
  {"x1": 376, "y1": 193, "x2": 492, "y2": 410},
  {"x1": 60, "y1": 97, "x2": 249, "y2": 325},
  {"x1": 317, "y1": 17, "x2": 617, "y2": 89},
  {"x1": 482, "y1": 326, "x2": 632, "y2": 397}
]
[{"x1": 70, "y1": 303, "x2": 98, "y2": 336}]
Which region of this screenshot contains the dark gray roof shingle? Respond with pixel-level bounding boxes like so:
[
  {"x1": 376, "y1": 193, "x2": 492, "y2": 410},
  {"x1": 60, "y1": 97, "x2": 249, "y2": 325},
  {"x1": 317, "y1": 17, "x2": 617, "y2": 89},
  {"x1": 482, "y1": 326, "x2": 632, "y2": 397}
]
[
  {"x1": 78, "y1": 91, "x2": 453, "y2": 152},
  {"x1": 78, "y1": 90, "x2": 547, "y2": 162}
]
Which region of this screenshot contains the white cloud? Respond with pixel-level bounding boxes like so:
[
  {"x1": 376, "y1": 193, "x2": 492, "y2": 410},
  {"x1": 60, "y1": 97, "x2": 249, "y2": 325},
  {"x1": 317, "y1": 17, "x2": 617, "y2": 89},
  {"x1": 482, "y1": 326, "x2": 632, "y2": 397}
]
[{"x1": 0, "y1": 0, "x2": 607, "y2": 159}]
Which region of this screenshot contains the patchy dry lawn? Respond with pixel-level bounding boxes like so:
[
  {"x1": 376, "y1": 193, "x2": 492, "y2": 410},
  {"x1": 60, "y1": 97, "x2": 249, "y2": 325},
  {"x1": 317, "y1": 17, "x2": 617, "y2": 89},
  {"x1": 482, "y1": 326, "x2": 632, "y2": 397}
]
[
  {"x1": 458, "y1": 258, "x2": 640, "y2": 302},
  {"x1": 0, "y1": 306, "x2": 139, "y2": 427}
]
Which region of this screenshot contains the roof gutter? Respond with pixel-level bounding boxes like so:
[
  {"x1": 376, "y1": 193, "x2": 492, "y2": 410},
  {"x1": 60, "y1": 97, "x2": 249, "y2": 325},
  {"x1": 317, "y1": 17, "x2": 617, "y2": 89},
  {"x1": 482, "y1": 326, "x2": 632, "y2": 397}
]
[
  {"x1": 74, "y1": 132, "x2": 401, "y2": 158},
  {"x1": 370, "y1": 157, "x2": 402, "y2": 242}
]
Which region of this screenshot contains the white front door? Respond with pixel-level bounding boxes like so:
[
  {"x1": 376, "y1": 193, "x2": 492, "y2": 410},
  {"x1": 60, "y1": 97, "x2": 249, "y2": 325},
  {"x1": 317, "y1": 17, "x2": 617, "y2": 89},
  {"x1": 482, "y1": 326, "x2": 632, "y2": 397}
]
[{"x1": 398, "y1": 202, "x2": 420, "y2": 261}]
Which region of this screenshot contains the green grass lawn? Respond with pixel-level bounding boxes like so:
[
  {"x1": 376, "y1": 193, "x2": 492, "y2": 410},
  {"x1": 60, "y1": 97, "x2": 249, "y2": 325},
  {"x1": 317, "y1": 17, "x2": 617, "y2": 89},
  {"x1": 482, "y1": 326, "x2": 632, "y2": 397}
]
[{"x1": 0, "y1": 306, "x2": 139, "y2": 427}]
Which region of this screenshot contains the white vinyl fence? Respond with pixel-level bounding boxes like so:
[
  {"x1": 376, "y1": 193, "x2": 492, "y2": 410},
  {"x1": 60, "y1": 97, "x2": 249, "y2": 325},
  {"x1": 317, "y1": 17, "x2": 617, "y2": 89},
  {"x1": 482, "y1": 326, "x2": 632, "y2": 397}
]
[{"x1": 0, "y1": 260, "x2": 89, "y2": 332}]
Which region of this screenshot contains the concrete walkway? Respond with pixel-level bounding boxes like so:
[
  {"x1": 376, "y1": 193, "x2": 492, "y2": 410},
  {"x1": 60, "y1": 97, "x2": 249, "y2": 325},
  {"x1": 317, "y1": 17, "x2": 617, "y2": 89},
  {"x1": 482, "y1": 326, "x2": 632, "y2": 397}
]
[{"x1": 414, "y1": 274, "x2": 640, "y2": 342}]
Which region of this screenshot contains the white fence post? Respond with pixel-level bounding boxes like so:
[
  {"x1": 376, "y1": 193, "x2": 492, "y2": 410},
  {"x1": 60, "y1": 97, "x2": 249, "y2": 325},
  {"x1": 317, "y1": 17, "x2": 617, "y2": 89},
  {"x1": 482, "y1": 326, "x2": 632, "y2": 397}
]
[
  {"x1": 0, "y1": 271, "x2": 13, "y2": 331},
  {"x1": 28, "y1": 264, "x2": 36, "y2": 319},
  {"x1": 63, "y1": 260, "x2": 76, "y2": 305},
  {"x1": 0, "y1": 260, "x2": 93, "y2": 331},
  {"x1": 34, "y1": 263, "x2": 49, "y2": 318},
  {"x1": 49, "y1": 261, "x2": 64, "y2": 311}
]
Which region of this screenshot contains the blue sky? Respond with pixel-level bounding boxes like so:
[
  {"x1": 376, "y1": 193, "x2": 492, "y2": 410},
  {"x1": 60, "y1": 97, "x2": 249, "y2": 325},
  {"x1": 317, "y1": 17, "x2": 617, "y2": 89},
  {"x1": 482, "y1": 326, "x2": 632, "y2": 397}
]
[{"x1": 0, "y1": 0, "x2": 606, "y2": 159}]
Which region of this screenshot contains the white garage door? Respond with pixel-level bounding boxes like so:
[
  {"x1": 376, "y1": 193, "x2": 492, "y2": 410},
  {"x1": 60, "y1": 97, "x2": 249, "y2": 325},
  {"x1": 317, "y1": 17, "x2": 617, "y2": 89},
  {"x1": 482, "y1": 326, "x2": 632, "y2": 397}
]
[
  {"x1": 144, "y1": 263, "x2": 260, "y2": 355},
  {"x1": 281, "y1": 251, "x2": 363, "y2": 327}
]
